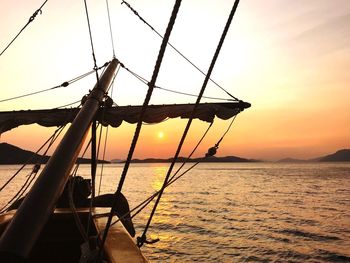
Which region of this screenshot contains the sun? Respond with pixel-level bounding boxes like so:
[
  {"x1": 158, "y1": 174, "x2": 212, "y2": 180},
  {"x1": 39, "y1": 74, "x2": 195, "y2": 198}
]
[{"x1": 157, "y1": 131, "x2": 164, "y2": 139}]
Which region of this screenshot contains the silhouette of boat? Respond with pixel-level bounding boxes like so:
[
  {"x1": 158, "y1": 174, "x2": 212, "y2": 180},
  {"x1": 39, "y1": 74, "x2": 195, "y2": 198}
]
[{"x1": 0, "y1": 1, "x2": 249, "y2": 262}]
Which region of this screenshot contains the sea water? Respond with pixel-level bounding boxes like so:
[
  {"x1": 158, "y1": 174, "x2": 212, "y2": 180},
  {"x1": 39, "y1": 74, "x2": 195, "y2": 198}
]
[{"x1": 0, "y1": 162, "x2": 349, "y2": 262}]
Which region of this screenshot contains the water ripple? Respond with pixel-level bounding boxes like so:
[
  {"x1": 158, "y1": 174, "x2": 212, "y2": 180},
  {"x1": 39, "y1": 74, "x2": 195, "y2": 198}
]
[
  {"x1": 277, "y1": 228, "x2": 341, "y2": 241},
  {"x1": 2, "y1": 162, "x2": 350, "y2": 262}
]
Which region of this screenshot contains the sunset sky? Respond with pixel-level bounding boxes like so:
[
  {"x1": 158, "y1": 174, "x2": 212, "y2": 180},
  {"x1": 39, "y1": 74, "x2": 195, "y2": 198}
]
[{"x1": 0, "y1": 0, "x2": 349, "y2": 161}]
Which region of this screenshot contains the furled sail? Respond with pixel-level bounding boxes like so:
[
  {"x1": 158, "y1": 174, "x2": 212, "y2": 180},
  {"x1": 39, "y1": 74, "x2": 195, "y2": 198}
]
[{"x1": 0, "y1": 101, "x2": 250, "y2": 134}]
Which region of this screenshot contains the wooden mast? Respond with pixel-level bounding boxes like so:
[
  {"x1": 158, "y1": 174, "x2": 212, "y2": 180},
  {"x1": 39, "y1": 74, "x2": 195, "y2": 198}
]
[{"x1": 0, "y1": 58, "x2": 119, "y2": 260}]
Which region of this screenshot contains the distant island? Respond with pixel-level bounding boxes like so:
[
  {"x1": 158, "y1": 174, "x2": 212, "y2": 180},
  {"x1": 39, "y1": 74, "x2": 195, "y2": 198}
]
[
  {"x1": 317, "y1": 149, "x2": 350, "y2": 162},
  {"x1": 0, "y1": 143, "x2": 109, "y2": 164},
  {"x1": 277, "y1": 149, "x2": 350, "y2": 163},
  {"x1": 1, "y1": 143, "x2": 349, "y2": 164},
  {"x1": 122, "y1": 156, "x2": 259, "y2": 163},
  {"x1": 0, "y1": 143, "x2": 257, "y2": 164}
]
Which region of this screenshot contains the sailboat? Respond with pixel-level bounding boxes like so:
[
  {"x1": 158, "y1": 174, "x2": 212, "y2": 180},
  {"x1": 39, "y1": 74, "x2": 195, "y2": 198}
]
[{"x1": 0, "y1": 0, "x2": 249, "y2": 262}]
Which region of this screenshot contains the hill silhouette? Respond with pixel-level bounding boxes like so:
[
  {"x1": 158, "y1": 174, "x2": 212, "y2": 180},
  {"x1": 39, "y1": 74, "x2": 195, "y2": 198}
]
[
  {"x1": 0, "y1": 143, "x2": 47, "y2": 164},
  {"x1": 277, "y1": 149, "x2": 350, "y2": 163},
  {"x1": 0, "y1": 143, "x2": 109, "y2": 164},
  {"x1": 2, "y1": 143, "x2": 349, "y2": 164},
  {"x1": 318, "y1": 149, "x2": 350, "y2": 162},
  {"x1": 123, "y1": 155, "x2": 258, "y2": 163}
]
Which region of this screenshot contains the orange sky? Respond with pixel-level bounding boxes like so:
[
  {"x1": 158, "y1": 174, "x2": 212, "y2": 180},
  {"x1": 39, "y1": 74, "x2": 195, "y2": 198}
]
[{"x1": 0, "y1": 0, "x2": 349, "y2": 161}]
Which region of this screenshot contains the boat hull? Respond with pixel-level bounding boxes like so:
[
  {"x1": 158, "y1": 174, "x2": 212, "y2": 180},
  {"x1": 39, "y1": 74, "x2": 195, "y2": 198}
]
[{"x1": 0, "y1": 208, "x2": 148, "y2": 263}]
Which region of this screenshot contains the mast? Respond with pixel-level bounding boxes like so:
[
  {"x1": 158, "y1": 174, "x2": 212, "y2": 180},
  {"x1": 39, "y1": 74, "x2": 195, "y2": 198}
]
[{"x1": 0, "y1": 58, "x2": 119, "y2": 260}]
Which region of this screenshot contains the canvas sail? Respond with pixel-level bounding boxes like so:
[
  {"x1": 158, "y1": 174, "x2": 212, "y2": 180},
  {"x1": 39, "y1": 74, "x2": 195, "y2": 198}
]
[{"x1": 0, "y1": 101, "x2": 250, "y2": 134}]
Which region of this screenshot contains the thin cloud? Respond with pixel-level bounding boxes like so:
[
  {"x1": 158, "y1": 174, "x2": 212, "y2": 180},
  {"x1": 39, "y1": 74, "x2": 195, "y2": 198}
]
[{"x1": 288, "y1": 13, "x2": 350, "y2": 55}]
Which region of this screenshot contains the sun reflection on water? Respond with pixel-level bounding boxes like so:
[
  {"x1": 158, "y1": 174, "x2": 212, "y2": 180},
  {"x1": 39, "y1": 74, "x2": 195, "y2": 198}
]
[
  {"x1": 151, "y1": 166, "x2": 168, "y2": 192},
  {"x1": 145, "y1": 165, "x2": 181, "y2": 253},
  {"x1": 2, "y1": 163, "x2": 349, "y2": 262}
]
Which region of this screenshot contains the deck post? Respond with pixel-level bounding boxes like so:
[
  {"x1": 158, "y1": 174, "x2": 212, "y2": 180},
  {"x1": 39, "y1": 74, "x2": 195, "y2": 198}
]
[{"x1": 0, "y1": 59, "x2": 119, "y2": 260}]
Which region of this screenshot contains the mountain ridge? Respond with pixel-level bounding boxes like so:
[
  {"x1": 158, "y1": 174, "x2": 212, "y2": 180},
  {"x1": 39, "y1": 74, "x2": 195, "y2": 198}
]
[
  {"x1": 318, "y1": 149, "x2": 350, "y2": 162},
  {"x1": 0, "y1": 143, "x2": 258, "y2": 164},
  {"x1": 126, "y1": 155, "x2": 259, "y2": 163},
  {"x1": 277, "y1": 149, "x2": 350, "y2": 163},
  {"x1": 1, "y1": 143, "x2": 349, "y2": 164},
  {"x1": 0, "y1": 143, "x2": 109, "y2": 164}
]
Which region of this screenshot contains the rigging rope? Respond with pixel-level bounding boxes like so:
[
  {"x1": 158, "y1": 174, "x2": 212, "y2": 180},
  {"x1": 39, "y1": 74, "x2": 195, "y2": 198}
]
[
  {"x1": 0, "y1": 64, "x2": 108, "y2": 103},
  {"x1": 89, "y1": 61, "x2": 116, "y2": 199},
  {"x1": 53, "y1": 99, "x2": 82, "y2": 109},
  {"x1": 105, "y1": 0, "x2": 116, "y2": 58},
  {"x1": 120, "y1": 62, "x2": 235, "y2": 101},
  {"x1": 101, "y1": 120, "x2": 213, "y2": 233},
  {"x1": 0, "y1": 125, "x2": 65, "y2": 193},
  {"x1": 107, "y1": 115, "x2": 238, "y2": 231},
  {"x1": 137, "y1": 0, "x2": 241, "y2": 247},
  {"x1": 12, "y1": 125, "x2": 64, "y2": 202},
  {"x1": 97, "y1": 126, "x2": 109, "y2": 195},
  {"x1": 68, "y1": 175, "x2": 89, "y2": 243},
  {"x1": 96, "y1": 64, "x2": 120, "y2": 195},
  {"x1": 131, "y1": 121, "x2": 213, "y2": 214},
  {"x1": 0, "y1": 125, "x2": 66, "y2": 213},
  {"x1": 98, "y1": 0, "x2": 183, "y2": 256},
  {"x1": 86, "y1": 65, "x2": 120, "y2": 237},
  {"x1": 83, "y1": 0, "x2": 101, "y2": 84},
  {"x1": 91, "y1": 121, "x2": 97, "y2": 199},
  {"x1": 0, "y1": 0, "x2": 48, "y2": 57},
  {"x1": 121, "y1": 0, "x2": 239, "y2": 101},
  {"x1": 68, "y1": 138, "x2": 94, "y2": 243}
]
